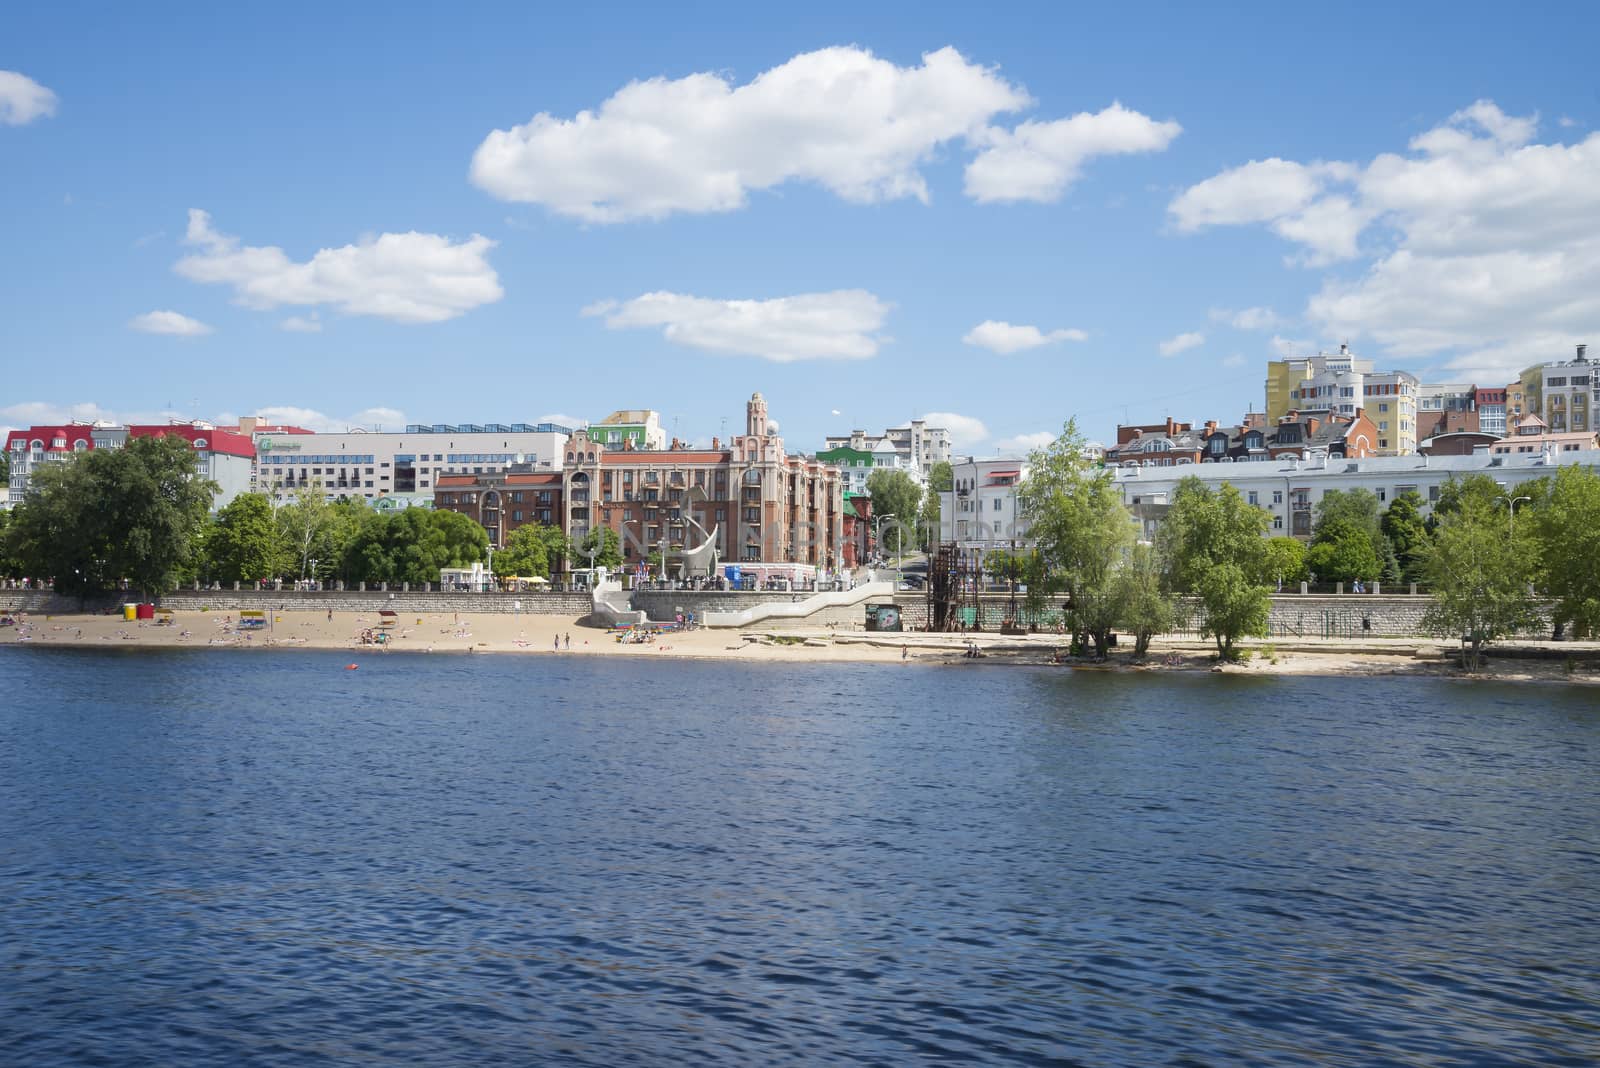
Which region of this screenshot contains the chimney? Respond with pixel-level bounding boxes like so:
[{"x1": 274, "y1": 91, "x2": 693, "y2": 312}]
[
  {"x1": 1579, "y1": 343, "x2": 1589, "y2": 361},
  {"x1": 1166, "y1": 416, "x2": 1177, "y2": 435},
  {"x1": 1204, "y1": 420, "x2": 1218, "y2": 433},
  {"x1": 1340, "y1": 342, "x2": 1349, "y2": 356},
  {"x1": 1307, "y1": 417, "x2": 1320, "y2": 435},
  {"x1": 711, "y1": 436, "x2": 720, "y2": 450}
]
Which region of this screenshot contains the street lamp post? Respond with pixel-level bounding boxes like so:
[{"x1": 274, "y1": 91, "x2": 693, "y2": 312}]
[
  {"x1": 874, "y1": 513, "x2": 896, "y2": 564},
  {"x1": 1496, "y1": 494, "x2": 1532, "y2": 536}
]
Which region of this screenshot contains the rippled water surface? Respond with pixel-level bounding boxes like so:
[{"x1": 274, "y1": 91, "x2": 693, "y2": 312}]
[{"x1": 1, "y1": 649, "x2": 1597, "y2": 1065}]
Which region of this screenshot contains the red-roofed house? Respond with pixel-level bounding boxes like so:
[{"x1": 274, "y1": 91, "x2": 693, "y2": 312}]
[{"x1": 4, "y1": 422, "x2": 254, "y2": 509}]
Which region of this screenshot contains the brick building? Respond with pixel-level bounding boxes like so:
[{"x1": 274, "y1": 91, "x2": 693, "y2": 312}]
[
  {"x1": 561, "y1": 393, "x2": 845, "y2": 578},
  {"x1": 433, "y1": 467, "x2": 563, "y2": 549}
]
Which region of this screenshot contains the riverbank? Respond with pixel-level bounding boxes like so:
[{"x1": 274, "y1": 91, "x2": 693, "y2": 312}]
[{"x1": 5, "y1": 608, "x2": 1598, "y2": 683}]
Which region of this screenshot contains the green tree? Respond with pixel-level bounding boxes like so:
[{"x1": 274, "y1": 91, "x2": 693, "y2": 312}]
[
  {"x1": 1263, "y1": 536, "x2": 1308, "y2": 590},
  {"x1": 1381, "y1": 491, "x2": 1429, "y2": 584},
  {"x1": 1419, "y1": 495, "x2": 1539, "y2": 671},
  {"x1": 1019, "y1": 419, "x2": 1138, "y2": 658},
  {"x1": 573, "y1": 526, "x2": 623, "y2": 570},
  {"x1": 1115, "y1": 541, "x2": 1173, "y2": 657},
  {"x1": 9, "y1": 434, "x2": 216, "y2": 599},
  {"x1": 1528, "y1": 465, "x2": 1600, "y2": 637},
  {"x1": 276, "y1": 486, "x2": 334, "y2": 579},
  {"x1": 1158, "y1": 477, "x2": 1271, "y2": 658},
  {"x1": 206, "y1": 493, "x2": 285, "y2": 583},
  {"x1": 342, "y1": 508, "x2": 488, "y2": 586},
  {"x1": 0, "y1": 508, "x2": 20, "y2": 579},
  {"x1": 0, "y1": 449, "x2": 9, "y2": 489},
  {"x1": 1429, "y1": 474, "x2": 1504, "y2": 528},
  {"x1": 495, "y1": 523, "x2": 568, "y2": 579},
  {"x1": 866, "y1": 468, "x2": 923, "y2": 559},
  {"x1": 927, "y1": 460, "x2": 953, "y2": 494},
  {"x1": 1306, "y1": 517, "x2": 1381, "y2": 583}
]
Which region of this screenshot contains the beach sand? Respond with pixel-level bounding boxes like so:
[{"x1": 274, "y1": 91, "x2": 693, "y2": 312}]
[{"x1": 1, "y1": 608, "x2": 1595, "y2": 683}]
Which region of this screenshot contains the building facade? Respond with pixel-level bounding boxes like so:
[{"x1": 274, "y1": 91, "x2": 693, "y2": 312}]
[
  {"x1": 562, "y1": 393, "x2": 845, "y2": 575},
  {"x1": 822, "y1": 419, "x2": 952, "y2": 483},
  {"x1": 1114, "y1": 447, "x2": 1600, "y2": 542},
  {"x1": 938, "y1": 457, "x2": 1032, "y2": 564},
  {"x1": 1266, "y1": 347, "x2": 1417, "y2": 454},
  {"x1": 253, "y1": 422, "x2": 571, "y2": 501},
  {"x1": 5, "y1": 421, "x2": 253, "y2": 509},
  {"x1": 1540, "y1": 344, "x2": 1595, "y2": 433},
  {"x1": 433, "y1": 467, "x2": 563, "y2": 549}
]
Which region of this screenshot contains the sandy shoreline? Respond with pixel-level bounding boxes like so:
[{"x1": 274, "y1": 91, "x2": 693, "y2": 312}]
[{"x1": 3, "y1": 608, "x2": 1597, "y2": 683}]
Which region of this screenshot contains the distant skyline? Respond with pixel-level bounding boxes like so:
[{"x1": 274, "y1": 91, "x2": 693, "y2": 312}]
[{"x1": 4, "y1": 1, "x2": 1597, "y2": 454}]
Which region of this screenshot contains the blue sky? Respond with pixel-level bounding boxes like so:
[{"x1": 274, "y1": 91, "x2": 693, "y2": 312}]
[{"x1": 4, "y1": 1, "x2": 1598, "y2": 454}]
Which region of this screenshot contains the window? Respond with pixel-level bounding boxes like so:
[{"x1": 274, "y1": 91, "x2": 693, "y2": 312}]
[
  {"x1": 1377, "y1": 489, "x2": 1386, "y2": 502},
  {"x1": 1379, "y1": 403, "x2": 1389, "y2": 413},
  {"x1": 1428, "y1": 485, "x2": 1440, "y2": 502},
  {"x1": 1272, "y1": 490, "x2": 1283, "y2": 505},
  {"x1": 1247, "y1": 491, "x2": 1258, "y2": 505},
  {"x1": 1273, "y1": 516, "x2": 1283, "y2": 530},
  {"x1": 992, "y1": 498, "x2": 1002, "y2": 511},
  {"x1": 1379, "y1": 439, "x2": 1389, "y2": 449}
]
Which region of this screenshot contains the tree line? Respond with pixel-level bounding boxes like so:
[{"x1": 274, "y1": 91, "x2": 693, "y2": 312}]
[
  {"x1": 1014, "y1": 420, "x2": 1600, "y2": 668},
  {"x1": 0, "y1": 441, "x2": 610, "y2": 595}
]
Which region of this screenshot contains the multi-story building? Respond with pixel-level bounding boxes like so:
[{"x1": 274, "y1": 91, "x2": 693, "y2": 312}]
[
  {"x1": 5, "y1": 421, "x2": 254, "y2": 509},
  {"x1": 823, "y1": 419, "x2": 952, "y2": 483},
  {"x1": 562, "y1": 393, "x2": 845, "y2": 580},
  {"x1": 939, "y1": 457, "x2": 1032, "y2": 565},
  {"x1": 433, "y1": 466, "x2": 563, "y2": 550},
  {"x1": 1105, "y1": 410, "x2": 1379, "y2": 467},
  {"x1": 1540, "y1": 344, "x2": 1595, "y2": 433},
  {"x1": 1475, "y1": 386, "x2": 1508, "y2": 437},
  {"x1": 253, "y1": 421, "x2": 572, "y2": 501},
  {"x1": 587, "y1": 410, "x2": 666, "y2": 451},
  {"x1": 1114, "y1": 446, "x2": 1600, "y2": 542},
  {"x1": 1266, "y1": 346, "x2": 1417, "y2": 454},
  {"x1": 1488, "y1": 415, "x2": 1598, "y2": 456}
]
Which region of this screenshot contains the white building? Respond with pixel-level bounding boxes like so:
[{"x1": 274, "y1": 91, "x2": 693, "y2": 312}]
[
  {"x1": 824, "y1": 419, "x2": 952, "y2": 484},
  {"x1": 1539, "y1": 344, "x2": 1596, "y2": 433},
  {"x1": 254, "y1": 421, "x2": 572, "y2": 501},
  {"x1": 939, "y1": 457, "x2": 1032, "y2": 562},
  {"x1": 1112, "y1": 446, "x2": 1600, "y2": 542}
]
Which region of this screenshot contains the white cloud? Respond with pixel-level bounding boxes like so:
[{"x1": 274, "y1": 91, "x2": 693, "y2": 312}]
[
  {"x1": 994, "y1": 431, "x2": 1055, "y2": 453},
  {"x1": 1169, "y1": 158, "x2": 1323, "y2": 230},
  {"x1": 279, "y1": 313, "x2": 322, "y2": 333},
  {"x1": 1271, "y1": 334, "x2": 1313, "y2": 356},
  {"x1": 1210, "y1": 306, "x2": 1280, "y2": 331},
  {"x1": 1170, "y1": 101, "x2": 1600, "y2": 378},
  {"x1": 965, "y1": 102, "x2": 1180, "y2": 203},
  {"x1": 919, "y1": 411, "x2": 989, "y2": 447},
  {"x1": 536, "y1": 413, "x2": 584, "y2": 428},
  {"x1": 0, "y1": 70, "x2": 57, "y2": 126},
  {"x1": 128, "y1": 310, "x2": 213, "y2": 336},
  {"x1": 1558, "y1": 116, "x2": 1578, "y2": 129},
  {"x1": 583, "y1": 289, "x2": 890, "y2": 362},
  {"x1": 962, "y1": 319, "x2": 1088, "y2": 354},
  {"x1": 1221, "y1": 353, "x2": 1247, "y2": 368},
  {"x1": 1158, "y1": 330, "x2": 1204, "y2": 357},
  {"x1": 175, "y1": 210, "x2": 503, "y2": 324},
  {"x1": 471, "y1": 46, "x2": 1177, "y2": 221}
]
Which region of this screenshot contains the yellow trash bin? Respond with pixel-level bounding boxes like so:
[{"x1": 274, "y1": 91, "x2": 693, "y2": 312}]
[{"x1": 123, "y1": 604, "x2": 137, "y2": 621}]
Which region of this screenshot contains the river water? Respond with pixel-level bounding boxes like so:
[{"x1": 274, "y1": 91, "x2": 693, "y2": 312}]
[{"x1": 1, "y1": 649, "x2": 1596, "y2": 1066}]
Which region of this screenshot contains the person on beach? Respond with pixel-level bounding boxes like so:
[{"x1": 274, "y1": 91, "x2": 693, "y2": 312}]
[
  {"x1": 902, "y1": 645, "x2": 908, "y2": 661},
  {"x1": 554, "y1": 634, "x2": 560, "y2": 652},
  {"x1": 327, "y1": 608, "x2": 333, "y2": 623},
  {"x1": 564, "y1": 633, "x2": 570, "y2": 650}
]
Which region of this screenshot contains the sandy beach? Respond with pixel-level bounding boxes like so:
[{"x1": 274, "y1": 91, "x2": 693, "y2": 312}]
[{"x1": 3, "y1": 607, "x2": 1597, "y2": 683}]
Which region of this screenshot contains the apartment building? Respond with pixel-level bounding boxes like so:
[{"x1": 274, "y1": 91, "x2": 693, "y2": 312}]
[
  {"x1": 938, "y1": 457, "x2": 1031, "y2": 563},
  {"x1": 5, "y1": 421, "x2": 254, "y2": 509},
  {"x1": 1266, "y1": 346, "x2": 1418, "y2": 454},
  {"x1": 1540, "y1": 344, "x2": 1595, "y2": 433},
  {"x1": 823, "y1": 419, "x2": 952, "y2": 483},
  {"x1": 433, "y1": 467, "x2": 563, "y2": 549},
  {"x1": 253, "y1": 422, "x2": 571, "y2": 501},
  {"x1": 587, "y1": 410, "x2": 667, "y2": 451}
]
